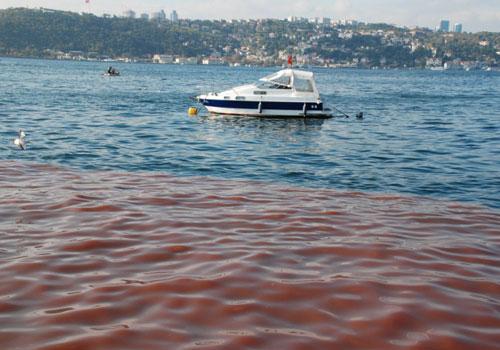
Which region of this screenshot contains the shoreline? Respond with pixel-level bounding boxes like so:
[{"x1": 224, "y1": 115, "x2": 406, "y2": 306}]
[{"x1": 2, "y1": 55, "x2": 498, "y2": 72}]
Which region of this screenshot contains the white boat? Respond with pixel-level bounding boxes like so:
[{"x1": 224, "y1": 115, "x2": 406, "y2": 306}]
[{"x1": 197, "y1": 69, "x2": 331, "y2": 118}]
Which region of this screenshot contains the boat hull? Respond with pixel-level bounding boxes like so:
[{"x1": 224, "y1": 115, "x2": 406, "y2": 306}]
[{"x1": 200, "y1": 98, "x2": 330, "y2": 118}]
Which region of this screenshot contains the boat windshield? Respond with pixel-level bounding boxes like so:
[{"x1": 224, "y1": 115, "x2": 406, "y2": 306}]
[
  {"x1": 256, "y1": 81, "x2": 292, "y2": 90},
  {"x1": 258, "y1": 72, "x2": 292, "y2": 89}
]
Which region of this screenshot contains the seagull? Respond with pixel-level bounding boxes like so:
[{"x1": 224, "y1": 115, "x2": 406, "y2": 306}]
[{"x1": 14, "y1": 129, "x2": 26, "y2": 150}]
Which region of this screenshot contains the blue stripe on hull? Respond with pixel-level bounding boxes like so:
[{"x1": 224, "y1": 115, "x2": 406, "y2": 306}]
[{"x1": 201, "y1": 99, "x2": 323, "y2": 111}]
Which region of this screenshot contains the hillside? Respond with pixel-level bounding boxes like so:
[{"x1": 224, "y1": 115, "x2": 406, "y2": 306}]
[
  {"x1": 1, "y1": 8, "x2": 499, "y2": 68},
  {"x1": 0, "y1": 8, "x2": 218, "y2": 57}
]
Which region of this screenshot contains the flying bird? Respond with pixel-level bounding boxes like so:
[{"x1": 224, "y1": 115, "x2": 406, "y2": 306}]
[{"x1": 14, "y1": 129, "x2": 26, "y2": 150}]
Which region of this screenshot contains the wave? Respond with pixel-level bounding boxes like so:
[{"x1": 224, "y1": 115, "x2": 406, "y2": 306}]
[{"x1": 0, "y1": 161, "x2": 499, "y2": 350}]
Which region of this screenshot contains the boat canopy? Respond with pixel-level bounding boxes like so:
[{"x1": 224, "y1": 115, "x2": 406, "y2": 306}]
[{"x1": 259, "y1": 69, "x2": 317, "y2": 94}]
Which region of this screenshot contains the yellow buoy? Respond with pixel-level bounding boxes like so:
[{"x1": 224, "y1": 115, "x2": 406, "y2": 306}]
[{"x1": 188, "y1": 107, "x2": 198, "y2": 116}]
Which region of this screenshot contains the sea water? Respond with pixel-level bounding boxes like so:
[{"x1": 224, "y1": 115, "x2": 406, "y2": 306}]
[
  {"x1": 0, "y1": 58, "x2": 499, "y2": 350},
  {"x1": 1, "y1": 57, "x2": 499, "y2": 207}
]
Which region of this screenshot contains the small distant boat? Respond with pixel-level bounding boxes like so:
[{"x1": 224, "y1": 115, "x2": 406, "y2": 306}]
[
  {"x1": 103, "y1": 71, "x2": 120, "y2": 77},
  {"x1": 197, "y1": 69, "x2": 332, "y2": 118},
  {"x1": 103, "y1": 67, "x2": 120, "y2": 76}
]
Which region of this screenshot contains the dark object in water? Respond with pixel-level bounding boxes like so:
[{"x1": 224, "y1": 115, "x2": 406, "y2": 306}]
[
  {"x1": 356, "y1": 112, "x2": 364, "y2": 119},
  {"x1": 105, "y1": 66, "x2": 120, "y2": 76}
]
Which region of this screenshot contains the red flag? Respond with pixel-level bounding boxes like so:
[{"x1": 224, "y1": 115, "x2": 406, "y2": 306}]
[{"x1": 287, "y1": 55, "x2": 293, "y2": 66}]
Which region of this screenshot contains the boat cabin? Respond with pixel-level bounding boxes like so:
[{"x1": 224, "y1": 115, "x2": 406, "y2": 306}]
[{"x1": 255, "y1": 69, "x2": 320, "y2": 98}]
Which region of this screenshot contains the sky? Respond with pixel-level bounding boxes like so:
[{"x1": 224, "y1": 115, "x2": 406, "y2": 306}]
[{"x1": 1, "y1": 0, "x2": 500, "y2": 32}]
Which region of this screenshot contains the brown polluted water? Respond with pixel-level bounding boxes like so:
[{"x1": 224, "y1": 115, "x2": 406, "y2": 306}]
[{"x1": 0, "y1": 161, "x2": 499, "y2": 350}]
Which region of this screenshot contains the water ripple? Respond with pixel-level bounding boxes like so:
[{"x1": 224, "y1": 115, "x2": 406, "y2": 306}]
[
  {"x1": 1, "y1": 59, "x2": 499, "y2": 207},
  {"x1": 0, "y1": 161, "x2": 499, "y2": 350}
]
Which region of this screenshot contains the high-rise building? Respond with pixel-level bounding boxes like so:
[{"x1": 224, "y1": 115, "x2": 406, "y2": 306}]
[
  {"x1": 170, "y1": 10, "x2": 179, "y2": 22},
  {"x1": 123, "y1": 10, "x2": 136, "y2": 19},
  {"x1": 151, "y1": 10, "x2": 166, "y2": 21},
  {"x1": 322, "y1": 17, "x2": 331, "y2": 26},
  {"x1": 439, "y1": 20, "x2": 450, "y2": 32},
  {"x1": 454, "y1": 23, "x2": 463, "y2": 33}
]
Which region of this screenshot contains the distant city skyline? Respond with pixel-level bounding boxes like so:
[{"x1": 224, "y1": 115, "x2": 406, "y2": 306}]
[{"x1": 1, "y1": 0, "x2": 500, "y2": 32}]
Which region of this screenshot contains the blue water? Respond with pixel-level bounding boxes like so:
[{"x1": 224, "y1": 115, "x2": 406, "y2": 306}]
[{"x1": 1, "y1": 57, "x2": 499, "y2": 207}]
